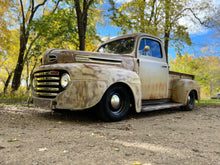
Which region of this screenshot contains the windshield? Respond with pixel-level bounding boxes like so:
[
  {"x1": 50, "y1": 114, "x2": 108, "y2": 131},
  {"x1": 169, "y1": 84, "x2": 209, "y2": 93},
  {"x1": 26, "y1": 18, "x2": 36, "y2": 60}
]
[{"x1": 97, "y1": 37, "x2": 135, "y2": 54}]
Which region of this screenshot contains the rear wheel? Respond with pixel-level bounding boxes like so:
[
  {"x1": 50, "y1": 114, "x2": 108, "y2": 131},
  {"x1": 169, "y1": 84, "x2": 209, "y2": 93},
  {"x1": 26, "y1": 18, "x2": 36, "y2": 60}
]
[
  {"x1": 181, "y1": 91, "x2": 195, "y2": 111},
  {"x1": 96, "y1": 85, "x2": 130, "y2": 122}
]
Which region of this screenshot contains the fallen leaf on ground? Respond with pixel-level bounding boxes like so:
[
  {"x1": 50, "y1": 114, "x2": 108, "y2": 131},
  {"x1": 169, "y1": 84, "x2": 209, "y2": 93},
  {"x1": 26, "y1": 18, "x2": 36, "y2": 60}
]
[
  {"x1": 132, "y1": 161, "x2": 142, "y2": 165},
  {"x1": 38, "y1": 147, "x2": 47, "y2": 152},
  {"x1": 8, "y1": 138, "x2": 19, "y2": 142}
]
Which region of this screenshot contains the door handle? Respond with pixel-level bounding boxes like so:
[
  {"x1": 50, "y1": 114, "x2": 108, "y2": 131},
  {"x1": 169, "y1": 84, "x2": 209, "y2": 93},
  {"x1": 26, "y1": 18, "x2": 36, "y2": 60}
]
[{"x1": 161, "y1": 65, "x2": 168, "y2": 68}]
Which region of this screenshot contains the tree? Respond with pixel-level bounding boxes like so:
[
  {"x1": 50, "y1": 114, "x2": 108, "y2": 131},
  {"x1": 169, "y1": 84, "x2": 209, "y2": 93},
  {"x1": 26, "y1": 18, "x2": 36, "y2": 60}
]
[
  {"x1": 11, "y1": 0, "x2": 62, "y2": 91},
  {"x1": 108, "y1": 0, "x2": 212, "y2": 61},
  {"x1": 11, "y1": 0, "x2": 47, "y2": 91},
  {"x1": 170, "y1": 54, "x2": 220, "y2": 98},
  {"x1": 0, "y1": 29, "x2": 20, "y2": 95},
  {"x1": 74, "y1": 0, "x2": 94, "y2": 50},
  {"x1": 0, "y1": 0, "x2": 16, "y2": 51},
  {"x1": 195, "y1": 57, "x2": 220, "y2": 98},
  {"x1": 31, "y1": 0, "x2": 102, "y2": 51},
  {"x1": 64, "y1": 0, "x2": 102, "y2": 51},
  {"x1": 169, "y1": 52, "x2": 196, "y2": 74}
]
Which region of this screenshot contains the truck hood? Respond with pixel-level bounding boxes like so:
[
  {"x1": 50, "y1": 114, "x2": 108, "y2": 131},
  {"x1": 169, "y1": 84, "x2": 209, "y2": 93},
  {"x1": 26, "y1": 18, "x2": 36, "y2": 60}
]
[{"x1": 42, "y1": 49, "x2": 136, "y2": 71}]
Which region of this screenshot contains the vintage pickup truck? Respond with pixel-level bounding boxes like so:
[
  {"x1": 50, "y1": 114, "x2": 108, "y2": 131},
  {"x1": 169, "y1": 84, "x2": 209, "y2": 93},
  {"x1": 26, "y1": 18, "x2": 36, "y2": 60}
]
[{"x1": 31, "y1": 33, "x2": 200, "y2": 121}]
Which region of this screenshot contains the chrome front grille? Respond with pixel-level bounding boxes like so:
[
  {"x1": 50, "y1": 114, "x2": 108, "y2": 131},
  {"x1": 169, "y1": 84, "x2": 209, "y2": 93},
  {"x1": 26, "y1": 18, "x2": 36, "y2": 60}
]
[{"x1": 33, "y1": 71, "x2": 61, "y2": 98}]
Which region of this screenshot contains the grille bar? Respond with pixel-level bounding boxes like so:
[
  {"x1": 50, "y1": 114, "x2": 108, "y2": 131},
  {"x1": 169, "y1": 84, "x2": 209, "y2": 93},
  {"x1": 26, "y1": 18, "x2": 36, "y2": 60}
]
[
  {"x1": 35, "y1": 87, "x2": 59, "y2": 92},
  {"x1": 35, "y1": 77, "x2": 60, "y2": 81},
  {"x1": 34, "y1": 92, "x2": 58, "y2": 97},
  {"x1": 35, "y1": 71, "x2": 59, "y2": 76},
  {"x1": 36, "y1": 82, "x2": 59, "y2": 86}
]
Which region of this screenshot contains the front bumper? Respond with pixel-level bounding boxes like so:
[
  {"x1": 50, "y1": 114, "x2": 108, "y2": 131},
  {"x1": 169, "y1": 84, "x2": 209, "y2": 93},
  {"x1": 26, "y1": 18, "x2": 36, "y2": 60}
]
[{"x1": 33, "y1": 96, "x2": 54, "y2": 109}]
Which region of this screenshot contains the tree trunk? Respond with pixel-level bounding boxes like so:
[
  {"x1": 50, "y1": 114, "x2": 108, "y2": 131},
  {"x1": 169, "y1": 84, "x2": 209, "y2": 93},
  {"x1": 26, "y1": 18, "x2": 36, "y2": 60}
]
[
  {"x1": 74, "y1": 0, "x2": 93, "y2": 51},
  {"x1": 78, "y1": 19, "x2": 86, "y2": 50},
  {"x1": 26, "y1": 60, "x2": 29, "y2": 91},
  {"x1": 164, "y1": 0, "x2": 170, "y2": 63},
  {"x1": 3, "y1": 71, "x2": 13, "y2": 96},
  {"x1": 11, "y1": 23, "x2": 28, "y2": 91},
  {"x1": 164, "y1": 31, "x2": 170, "y2": 63}
]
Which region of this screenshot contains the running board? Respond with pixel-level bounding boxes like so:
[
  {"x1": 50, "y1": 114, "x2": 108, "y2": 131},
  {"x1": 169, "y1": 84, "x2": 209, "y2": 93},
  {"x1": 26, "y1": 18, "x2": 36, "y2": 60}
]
[{"x1": 141, "y1": 103, "x2": 183, "y2": 112}]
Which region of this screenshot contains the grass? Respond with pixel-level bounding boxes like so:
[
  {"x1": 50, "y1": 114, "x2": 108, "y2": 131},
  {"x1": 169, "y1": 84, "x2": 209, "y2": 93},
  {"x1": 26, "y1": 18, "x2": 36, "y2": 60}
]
[
  {"x1": 196, "y1": 98, "x2": 220, "y2": 106},
  {"x1": 0, "y1": 95, "x2": 30, "y2": 106}
]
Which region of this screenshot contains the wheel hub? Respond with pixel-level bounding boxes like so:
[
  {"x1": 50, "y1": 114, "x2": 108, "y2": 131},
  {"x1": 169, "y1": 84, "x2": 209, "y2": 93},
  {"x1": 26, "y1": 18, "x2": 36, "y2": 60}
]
[
  {"x1": 187, "y1": 96, "x2": 191, "y2": 103},
  {"x1": 110, "y1": 94, "x2": 121, "y2": 110}
]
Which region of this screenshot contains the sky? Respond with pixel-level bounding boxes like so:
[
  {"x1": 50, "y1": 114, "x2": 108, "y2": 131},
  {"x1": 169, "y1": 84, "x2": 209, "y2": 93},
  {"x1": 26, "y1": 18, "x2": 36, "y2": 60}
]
[{"x1": 96, "y1": 0, "x2": 220, "y2": 60}]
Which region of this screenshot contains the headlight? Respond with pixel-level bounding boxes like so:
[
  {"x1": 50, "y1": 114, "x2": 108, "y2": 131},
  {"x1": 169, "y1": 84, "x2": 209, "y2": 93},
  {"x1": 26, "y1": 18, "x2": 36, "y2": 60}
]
[{"x1": 61, "y1": 73, "x2": 70, "y2": 88}]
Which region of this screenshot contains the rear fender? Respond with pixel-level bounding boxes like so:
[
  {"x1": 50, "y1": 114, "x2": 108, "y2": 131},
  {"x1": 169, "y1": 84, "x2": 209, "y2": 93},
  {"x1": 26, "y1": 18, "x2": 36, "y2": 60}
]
[{"x1": 171, "y1": 79, "x2": 200, "y2": 105}]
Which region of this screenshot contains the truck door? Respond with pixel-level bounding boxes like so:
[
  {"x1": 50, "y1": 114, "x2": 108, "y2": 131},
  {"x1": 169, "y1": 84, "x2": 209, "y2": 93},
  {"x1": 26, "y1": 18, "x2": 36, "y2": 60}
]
[{"x1": 138, "y1": 37, "x2": 169, "y2": 100}]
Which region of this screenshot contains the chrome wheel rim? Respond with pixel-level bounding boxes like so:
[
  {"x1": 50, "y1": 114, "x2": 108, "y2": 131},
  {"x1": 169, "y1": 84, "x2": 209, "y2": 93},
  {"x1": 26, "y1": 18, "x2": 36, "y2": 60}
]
[{"x1": 110, "y1": 94, "x2": 121, "y2": 110}]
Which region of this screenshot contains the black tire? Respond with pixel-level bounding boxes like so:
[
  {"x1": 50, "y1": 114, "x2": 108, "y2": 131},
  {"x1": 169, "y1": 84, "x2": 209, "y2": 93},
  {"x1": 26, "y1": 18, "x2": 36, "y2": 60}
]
[
  {"x1": 96, "y1": 85, "x2": 130, "y2": 122},
  {"x1": 181, "y1": 91, "x2": 195, "y2": 111}
]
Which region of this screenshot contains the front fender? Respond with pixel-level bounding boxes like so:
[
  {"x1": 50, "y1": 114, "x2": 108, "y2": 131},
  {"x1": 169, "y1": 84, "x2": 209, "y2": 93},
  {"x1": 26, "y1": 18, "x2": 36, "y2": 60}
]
[
  {"x1": 97, "y1": 66, "x2": 142, "y2": 113},
  {"x1": 171, "y1": 79, "x2": 200, "y2": 105}
]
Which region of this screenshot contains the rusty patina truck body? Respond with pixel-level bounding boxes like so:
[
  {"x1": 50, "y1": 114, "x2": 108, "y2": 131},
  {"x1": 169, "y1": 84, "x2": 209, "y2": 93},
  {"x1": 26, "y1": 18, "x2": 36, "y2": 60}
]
[{"x1": 32, "y1": 33, "x2": 200, "y2": 121}]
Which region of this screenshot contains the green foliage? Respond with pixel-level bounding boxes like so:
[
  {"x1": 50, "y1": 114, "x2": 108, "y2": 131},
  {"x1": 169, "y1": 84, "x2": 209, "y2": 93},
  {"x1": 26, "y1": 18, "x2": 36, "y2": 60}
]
[
  {"x1": 31, "y1": 1, "x2": 102, "y2": 51},
  {"x1": 0, "y1": 86, "x2": 30, "y2": 105},
  {"x1": 31, "y1": 8, "x2": 78, "y2": 49},
  {"x1": 170, "y1": 53, "x2": 220, "y2": 98}
]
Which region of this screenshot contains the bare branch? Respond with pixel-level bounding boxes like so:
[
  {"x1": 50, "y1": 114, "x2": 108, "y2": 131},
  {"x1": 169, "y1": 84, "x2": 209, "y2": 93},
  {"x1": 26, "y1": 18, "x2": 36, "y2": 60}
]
[
  {"x1": 24, "y1": 34, "x2": 40, "y2": 63},
  {"x1": 186, "y1": 8, "x2": 206, "y2": 25},
  {"x1": 171, "y1": 7, "x2": 207, "y2": 27},
  {"x1": 52, "y1": 0, "x2": 61, "y2": 13},
  {"x1": 33, "y1": 0, "x2": 47, "y2": 13},
  {"x1": 148, "y1": 0, "x2": 156, "y2": 25},
  {"x1": 82, "y1": 0, "x2": 94, "y2": 20},
  {"x1": 25, "y1": 0, "x2": 32, "y2": 20},
  {"x1": 31, "y1": 0, "x2": 34, "y2": 12},
  {"x1": 74, "y1": 0, "x2": 82, "y2": 16},
  {"x1": 19, "y1": 0, "x2": 26, "y2": 31},
  {"x1": 27, "y1": 0, "x2": 48, "y2": 27}
]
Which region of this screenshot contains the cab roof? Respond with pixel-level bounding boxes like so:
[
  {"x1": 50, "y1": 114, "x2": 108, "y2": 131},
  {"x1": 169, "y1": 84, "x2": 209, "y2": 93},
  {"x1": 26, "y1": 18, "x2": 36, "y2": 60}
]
[{"x1": 101, "y1": 33, "x2": 162, "y2": 45}]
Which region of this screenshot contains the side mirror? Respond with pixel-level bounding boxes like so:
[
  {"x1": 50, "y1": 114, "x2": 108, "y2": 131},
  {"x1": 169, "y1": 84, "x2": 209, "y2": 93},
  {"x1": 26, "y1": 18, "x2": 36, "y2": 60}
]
[{"x1": 144, "y1": 45, "x2": 150, "y2": 52}]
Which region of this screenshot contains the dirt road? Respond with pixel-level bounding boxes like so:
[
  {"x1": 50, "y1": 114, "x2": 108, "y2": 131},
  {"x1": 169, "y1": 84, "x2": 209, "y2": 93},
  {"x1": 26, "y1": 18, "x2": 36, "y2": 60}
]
[{"x1": 0, "y1": 105, "x2": 220, "y2": 165}]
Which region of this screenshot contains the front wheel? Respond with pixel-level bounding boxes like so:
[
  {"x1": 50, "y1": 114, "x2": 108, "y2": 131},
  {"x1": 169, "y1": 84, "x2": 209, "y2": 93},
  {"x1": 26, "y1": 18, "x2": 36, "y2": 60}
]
[
  {"x1": 181, "y1": 91, "x2": 195, "y2": 111},
  {"x1": 96, "y1": 85, "x2": 130, "y2": 122}
]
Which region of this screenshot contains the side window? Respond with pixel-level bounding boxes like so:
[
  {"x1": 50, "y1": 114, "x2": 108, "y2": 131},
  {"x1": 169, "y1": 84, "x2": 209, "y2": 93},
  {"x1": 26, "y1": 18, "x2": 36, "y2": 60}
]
[{"x1": 139, "y1": 38, "x2": 162, "y2": 58}]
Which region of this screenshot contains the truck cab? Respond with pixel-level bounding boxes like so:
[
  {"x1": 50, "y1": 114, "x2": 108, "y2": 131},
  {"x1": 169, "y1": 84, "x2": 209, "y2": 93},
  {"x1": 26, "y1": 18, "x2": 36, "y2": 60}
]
[{"x1": 32, "y1": 33, "x2": 200, "y2": 121}]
